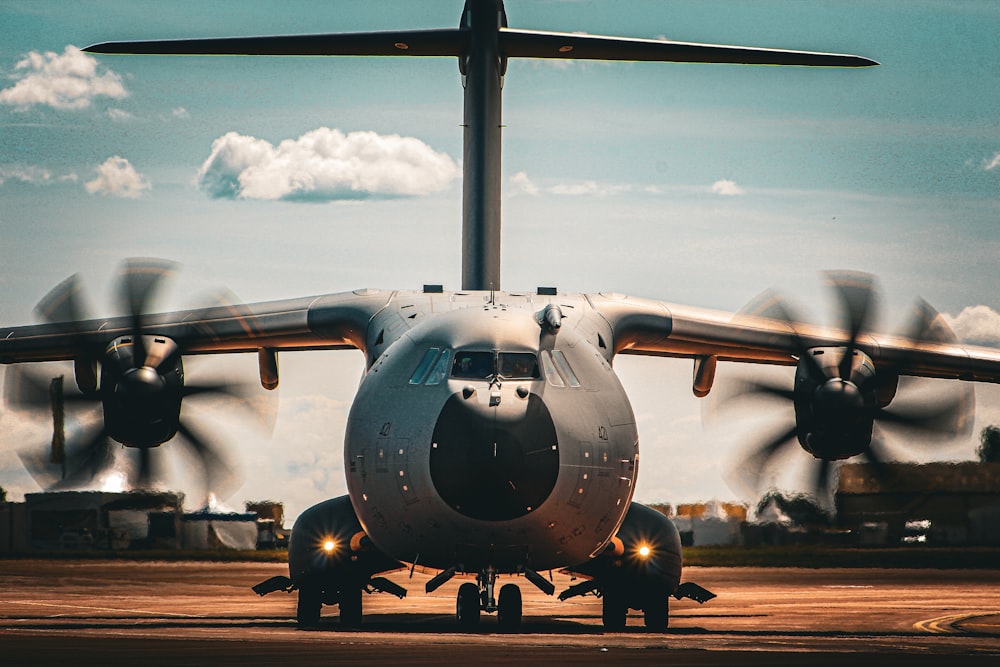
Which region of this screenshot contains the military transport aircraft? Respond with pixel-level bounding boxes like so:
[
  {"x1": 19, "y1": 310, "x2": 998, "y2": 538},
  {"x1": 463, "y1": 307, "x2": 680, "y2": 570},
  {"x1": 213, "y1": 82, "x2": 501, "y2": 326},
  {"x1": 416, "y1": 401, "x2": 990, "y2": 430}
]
[{"x1": 3, "y1": 0, "x2": 1000, "y2": 632}]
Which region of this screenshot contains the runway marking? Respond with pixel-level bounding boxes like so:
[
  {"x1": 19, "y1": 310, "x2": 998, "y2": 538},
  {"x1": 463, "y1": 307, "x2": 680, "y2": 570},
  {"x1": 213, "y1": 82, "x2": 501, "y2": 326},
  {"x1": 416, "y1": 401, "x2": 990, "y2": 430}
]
[
  {"x1": 913, "y1": 611, "x2": 1000, "y2": 634},
  {"x1": 1, "y1": 600, "x2": 202, "y2": 618}
]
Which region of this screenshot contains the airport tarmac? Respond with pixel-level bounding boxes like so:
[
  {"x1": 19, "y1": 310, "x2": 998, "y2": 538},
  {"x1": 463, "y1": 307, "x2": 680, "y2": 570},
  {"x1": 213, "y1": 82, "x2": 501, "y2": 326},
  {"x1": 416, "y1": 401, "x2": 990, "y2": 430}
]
[{"x1": 1, "y1": 560, "x2": 999, "y2": 665}]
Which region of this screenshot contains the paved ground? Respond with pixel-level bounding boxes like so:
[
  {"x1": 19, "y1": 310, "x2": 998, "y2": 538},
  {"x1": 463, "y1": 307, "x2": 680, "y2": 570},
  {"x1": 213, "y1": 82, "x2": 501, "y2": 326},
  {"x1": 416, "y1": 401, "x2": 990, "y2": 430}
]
[{"x1": 1, "y1": 560, "x2": 999, "y2": 665}]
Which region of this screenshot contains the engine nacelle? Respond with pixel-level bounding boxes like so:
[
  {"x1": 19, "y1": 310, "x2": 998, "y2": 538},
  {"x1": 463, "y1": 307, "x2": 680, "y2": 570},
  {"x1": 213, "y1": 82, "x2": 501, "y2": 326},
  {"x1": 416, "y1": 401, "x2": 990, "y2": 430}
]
[
  {"x1": 564, "y1": 501, "x2": 682, "y2": 600},
  {"x1": 99, "y1": 335, "x2": 184, "y2": 447},
  {"x1": 288, "y1": 495, "x2": 404, "y2": 599},
  {"x1": 793, "y1": 346, "x2": 880, "y2": 460}
]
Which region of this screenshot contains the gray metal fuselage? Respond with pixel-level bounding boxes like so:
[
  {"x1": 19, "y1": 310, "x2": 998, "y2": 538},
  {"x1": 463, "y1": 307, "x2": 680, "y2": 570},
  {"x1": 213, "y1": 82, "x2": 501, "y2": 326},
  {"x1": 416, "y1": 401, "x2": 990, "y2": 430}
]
[{"x1": 344, "y1": 290, "x2": 638, "y2": 573}]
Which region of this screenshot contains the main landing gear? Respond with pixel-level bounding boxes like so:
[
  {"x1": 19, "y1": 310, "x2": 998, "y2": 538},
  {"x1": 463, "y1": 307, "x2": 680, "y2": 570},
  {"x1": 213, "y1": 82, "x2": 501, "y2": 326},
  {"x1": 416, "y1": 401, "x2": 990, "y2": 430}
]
[{"x1": 455, "y1": 567, "x2": 524, "y2": 631}]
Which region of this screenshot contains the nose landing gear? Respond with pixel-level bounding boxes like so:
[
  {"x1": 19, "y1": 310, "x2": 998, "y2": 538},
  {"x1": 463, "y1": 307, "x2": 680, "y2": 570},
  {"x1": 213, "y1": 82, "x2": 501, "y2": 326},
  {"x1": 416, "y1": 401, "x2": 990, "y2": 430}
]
[{"x1": 454, "y1": 566, "x2": 524, "y2": 631}]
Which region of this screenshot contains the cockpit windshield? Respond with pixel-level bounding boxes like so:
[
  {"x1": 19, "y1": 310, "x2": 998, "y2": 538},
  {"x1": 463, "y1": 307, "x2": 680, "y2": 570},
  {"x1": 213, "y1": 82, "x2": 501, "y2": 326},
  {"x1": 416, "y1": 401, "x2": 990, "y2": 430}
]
[
  {"x1": 497, "y1": 352, "x2": 540, "y2": 380},
  {"x1": 450, "y1": 350, "x2": 541, "y2": 381},
  {"x1": 451, "y1": 351, "x2": 494, "y2": 380}
]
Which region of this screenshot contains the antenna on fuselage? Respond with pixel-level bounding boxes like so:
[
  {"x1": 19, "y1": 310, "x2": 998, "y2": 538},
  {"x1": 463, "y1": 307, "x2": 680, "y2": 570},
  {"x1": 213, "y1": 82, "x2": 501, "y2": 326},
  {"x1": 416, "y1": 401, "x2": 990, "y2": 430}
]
[{"x1": 83, "y1": 0, "x2": 877, "y2": 292}]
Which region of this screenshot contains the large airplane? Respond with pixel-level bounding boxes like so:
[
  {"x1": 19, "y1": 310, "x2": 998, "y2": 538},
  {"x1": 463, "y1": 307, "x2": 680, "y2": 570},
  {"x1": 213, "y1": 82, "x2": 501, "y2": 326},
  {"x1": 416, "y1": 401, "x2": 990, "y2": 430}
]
[{"x1": 3, "y1": 0, "x2": 999, "y2": 631}]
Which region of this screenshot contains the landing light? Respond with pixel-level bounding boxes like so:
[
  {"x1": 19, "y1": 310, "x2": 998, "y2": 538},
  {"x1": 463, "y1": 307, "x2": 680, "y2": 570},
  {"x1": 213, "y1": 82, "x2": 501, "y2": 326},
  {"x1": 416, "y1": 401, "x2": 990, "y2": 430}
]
[
  {"x1": 637, "y1": 545, "x2": 652, "y2": 559},
  {"x1": 322, "y1": 539, "x2": 337, "y2": 553}
]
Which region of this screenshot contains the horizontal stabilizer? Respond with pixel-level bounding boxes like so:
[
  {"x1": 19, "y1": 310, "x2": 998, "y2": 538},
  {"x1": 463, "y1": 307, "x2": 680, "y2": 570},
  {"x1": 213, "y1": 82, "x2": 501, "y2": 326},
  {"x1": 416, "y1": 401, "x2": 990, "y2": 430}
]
[
  {"x1": 84, "y1": 29, "x2": 467, "y2": 57},
  {"x1": 499, "y1": 28, "x2": 878, "y2": 67}
]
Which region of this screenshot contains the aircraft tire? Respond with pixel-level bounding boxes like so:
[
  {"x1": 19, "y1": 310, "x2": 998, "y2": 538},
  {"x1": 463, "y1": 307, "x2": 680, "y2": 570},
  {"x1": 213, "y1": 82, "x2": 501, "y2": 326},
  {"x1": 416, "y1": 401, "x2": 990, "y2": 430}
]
[
  {"x1": 457, "y1": 582, "x2": 481, "y2": 628},
  {"x1": 643, "y1": 594, "x2": 669, "y2": 632},
  {"x1": 296, "y1": 586, "x2": 322, "y2": 627},
  {"x1": 497, "y1": 583, "x2": 522, "y2": 631},
  {"x1": 601, "y1": 590, "x2": 627, "y2": 631},
  {"x1": 339, "y1": 584, "x2": 363, "y2": 627}
]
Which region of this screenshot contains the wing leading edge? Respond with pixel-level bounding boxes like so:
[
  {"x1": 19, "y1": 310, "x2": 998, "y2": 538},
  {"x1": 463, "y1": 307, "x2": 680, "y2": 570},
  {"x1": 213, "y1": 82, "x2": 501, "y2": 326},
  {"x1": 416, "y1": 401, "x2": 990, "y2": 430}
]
[
  {"x1": 0, "y1": 289, "x2": 392, "y2": 365},
  {"x1": 589, "y1": 293, "x2": 1000, "y2": 383}
]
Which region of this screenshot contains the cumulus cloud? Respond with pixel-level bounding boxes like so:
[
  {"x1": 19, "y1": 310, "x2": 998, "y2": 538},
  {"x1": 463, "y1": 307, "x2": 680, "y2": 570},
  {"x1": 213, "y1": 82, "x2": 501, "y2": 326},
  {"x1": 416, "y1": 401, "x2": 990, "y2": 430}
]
[
  {"x1": 0, "y1": 45, "x2": 126, "y2": 111},
  {"x1": 985, "y1": 152, "x2": 1000, "y2": 171},
  {"x1": 711, "y1": 179, "x2": 746, "y2": 196},
  {"x1": 195, "y1": 128, "x2": 460, "y2": 201},
  {"x1": 507, "y1": 171, "x2": 630, "y2": 197},
  {"x1": 84, "y1": 156, "x2": 151, "y2": 198},
  {"x1": 944, "y1": 305, "x2": 1000, "y2": 347},
  {"x1": 510, "y1": 171, "x2": 540, "y2": 196}
]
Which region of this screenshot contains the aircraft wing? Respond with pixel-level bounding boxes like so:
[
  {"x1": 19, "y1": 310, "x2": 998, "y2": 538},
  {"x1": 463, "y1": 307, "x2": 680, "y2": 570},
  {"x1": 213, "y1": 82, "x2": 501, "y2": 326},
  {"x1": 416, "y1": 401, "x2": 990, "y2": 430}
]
[
  {"x1": 589, "y1": 293, "x2": 1000, "y2": 383},
  {"x1": 83, "y1": 29, "x2": 467, "y2": 57},
  {"x1": 0, "y1": 289, "x2": 392, "y2": 365},
  {"x1": 499, "y1": 29, "x2": 878, "y2": 67}
]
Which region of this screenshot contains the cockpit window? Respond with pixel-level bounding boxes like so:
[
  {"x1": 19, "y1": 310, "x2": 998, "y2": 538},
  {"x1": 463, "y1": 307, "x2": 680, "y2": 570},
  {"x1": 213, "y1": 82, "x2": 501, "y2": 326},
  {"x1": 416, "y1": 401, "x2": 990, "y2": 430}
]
[
  {"x1": 548, "y1": 350, "x2": 581, "y2": 388},
  {"x1": 409, "y1": 348, "x2": 441, "y2": 385},
  {"x1": 425, "y1": 349, "x2": 452, "y2": 385},
  {"x1": 451, "y1": 351, "x2": 494, "y2": 380},
  {"x1": 498, "y1": 352, "x2": 540, "y2": 380},
  {"x1": 450, "y1": 350, "x2": 542, "y2": 381},
  {"x1": 540, "y1": 351, "x2": 564, "y2": 387}
]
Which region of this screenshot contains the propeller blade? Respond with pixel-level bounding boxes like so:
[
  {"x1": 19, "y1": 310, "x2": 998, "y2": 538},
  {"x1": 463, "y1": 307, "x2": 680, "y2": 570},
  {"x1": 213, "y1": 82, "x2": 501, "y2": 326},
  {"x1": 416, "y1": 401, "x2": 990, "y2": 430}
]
[
  {"x1": 877, "y1": 395, "x2": 974, "y2": 438},
  {"x1": 736, "y1": 423, "x2": 800, "y2": 494},
  {"x1": 823, "y1": 270, "x2": 877, "y2": 379},
  {"x1": 813, "y1": 459, "x2": 832, "y2": 498},
  {"x1": 118, "y1": 258, "x2": 176, "y2": 366},
  {"x1": 177, "y1": 421, "x2": 237, "y2": 499},
  {"x1": 62, "y1": 428, "x2": 115, "y2": 486},
  {"x1": 34, "y1": 273, "x2": 90, "y2": 326},
  {"x1": 135, "y1": 447, "x2": 158, "y2": 488},
  {"x1": 737, "y1": 288, "x2": 827, "y2": 380}
]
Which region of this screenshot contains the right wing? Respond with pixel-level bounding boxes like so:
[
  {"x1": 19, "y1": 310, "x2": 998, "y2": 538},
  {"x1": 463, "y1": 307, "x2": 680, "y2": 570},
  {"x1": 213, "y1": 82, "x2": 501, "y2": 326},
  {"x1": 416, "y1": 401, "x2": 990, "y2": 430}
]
[{"x1": 0, "y1": 288, "x2": 392, "y2": 365}]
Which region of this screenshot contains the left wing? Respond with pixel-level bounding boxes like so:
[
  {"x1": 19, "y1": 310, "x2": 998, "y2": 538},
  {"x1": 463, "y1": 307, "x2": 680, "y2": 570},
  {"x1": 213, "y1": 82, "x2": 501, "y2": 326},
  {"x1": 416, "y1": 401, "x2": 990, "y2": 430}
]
[{"x1": 588, "y1": 292, "x2": 1000, "y2": 384}]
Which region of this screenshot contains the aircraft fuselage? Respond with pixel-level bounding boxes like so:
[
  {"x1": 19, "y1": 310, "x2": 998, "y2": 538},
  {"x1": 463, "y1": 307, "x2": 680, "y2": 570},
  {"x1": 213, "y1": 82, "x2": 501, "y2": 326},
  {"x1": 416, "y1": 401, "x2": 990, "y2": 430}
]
[{"x1": 344, "y1": 290, "x2": 639, "y2": 573}]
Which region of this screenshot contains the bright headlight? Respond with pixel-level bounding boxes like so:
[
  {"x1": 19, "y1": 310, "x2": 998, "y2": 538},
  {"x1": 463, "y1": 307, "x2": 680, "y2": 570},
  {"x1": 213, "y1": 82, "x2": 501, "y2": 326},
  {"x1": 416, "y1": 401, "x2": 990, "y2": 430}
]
[
  {"x1": 637, "y1": 545, "x2": 652, "y2": 558},
  {"x1": 322, "y1": 539, "x2": 337, "y2": 553}
]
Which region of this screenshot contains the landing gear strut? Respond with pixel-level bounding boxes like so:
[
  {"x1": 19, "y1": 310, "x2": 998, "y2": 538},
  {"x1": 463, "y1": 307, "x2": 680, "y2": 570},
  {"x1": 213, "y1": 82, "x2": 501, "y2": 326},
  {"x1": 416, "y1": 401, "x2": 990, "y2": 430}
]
[{"x1": 454, "y1": 566, "x2": 523, "y2": 631}]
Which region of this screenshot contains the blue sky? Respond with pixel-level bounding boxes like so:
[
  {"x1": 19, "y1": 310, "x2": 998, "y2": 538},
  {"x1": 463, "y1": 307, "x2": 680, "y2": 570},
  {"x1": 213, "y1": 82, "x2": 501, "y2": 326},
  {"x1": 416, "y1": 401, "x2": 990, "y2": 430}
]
[{"x1": 2, "y1": 1, "x2": 1000, "y2": 520}]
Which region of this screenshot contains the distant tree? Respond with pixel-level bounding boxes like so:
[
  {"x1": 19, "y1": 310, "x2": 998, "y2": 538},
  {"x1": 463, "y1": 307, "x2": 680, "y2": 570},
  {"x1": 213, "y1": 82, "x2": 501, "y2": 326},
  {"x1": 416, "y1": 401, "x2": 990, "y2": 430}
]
[
  {"x1": 978, "y1": 425, "x2": 1000, "y2": 463},
  {"x1": 755, "y1": 490, "x2": 831, "y2": 527},
  {"x1": 0, "y1": 486, "x2": 6, "y2": 503}
]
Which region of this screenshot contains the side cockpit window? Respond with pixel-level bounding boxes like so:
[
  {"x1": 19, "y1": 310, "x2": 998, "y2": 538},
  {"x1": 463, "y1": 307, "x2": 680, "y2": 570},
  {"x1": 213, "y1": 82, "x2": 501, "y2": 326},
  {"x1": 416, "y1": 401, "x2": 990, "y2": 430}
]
[
  {"x1": 425, "y1": 349, "x2": 452, "y2": 385},
  {"x1": 410, "y1": 348, "x2": 453, "y2": 385},
  {"x1": 409, "y1": 348, "x2": 441, "y2": 385},
  {"x1": 542, "y1": 349, "x2": 581, "y2": 388}
]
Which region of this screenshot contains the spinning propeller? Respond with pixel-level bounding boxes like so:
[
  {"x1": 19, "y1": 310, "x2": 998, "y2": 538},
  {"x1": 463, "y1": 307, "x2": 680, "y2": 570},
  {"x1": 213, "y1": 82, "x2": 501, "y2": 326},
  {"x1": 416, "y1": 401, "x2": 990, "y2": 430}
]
[
  {"x1": 4, "y1": 259, "x2": 267, "y2": 498},
  {"x1": 724, "y1": 271, "x2": 973, "y2": 500}
]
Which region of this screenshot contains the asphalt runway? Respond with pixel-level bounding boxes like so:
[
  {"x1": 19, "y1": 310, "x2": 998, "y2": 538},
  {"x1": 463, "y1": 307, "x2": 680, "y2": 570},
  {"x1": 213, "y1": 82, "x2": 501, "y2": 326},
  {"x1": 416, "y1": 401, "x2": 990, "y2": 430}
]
[{"x1": 1, "y1": 560, "x2": 999, "y2": 666}]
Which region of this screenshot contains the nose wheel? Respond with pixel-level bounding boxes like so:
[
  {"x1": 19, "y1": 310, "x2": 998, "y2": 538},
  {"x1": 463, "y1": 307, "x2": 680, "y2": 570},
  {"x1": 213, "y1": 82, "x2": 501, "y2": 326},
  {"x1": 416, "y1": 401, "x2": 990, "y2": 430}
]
[{"x1": 455, "y1": 567, "x2": 523, "y2": 631}]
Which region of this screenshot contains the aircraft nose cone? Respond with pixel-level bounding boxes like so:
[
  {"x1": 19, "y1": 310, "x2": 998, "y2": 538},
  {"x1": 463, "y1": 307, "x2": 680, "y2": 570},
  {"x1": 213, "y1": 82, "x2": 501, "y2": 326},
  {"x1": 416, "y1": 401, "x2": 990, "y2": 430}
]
[{"x1": 429, "y1": 391, "x2": 560, "y2": 521}]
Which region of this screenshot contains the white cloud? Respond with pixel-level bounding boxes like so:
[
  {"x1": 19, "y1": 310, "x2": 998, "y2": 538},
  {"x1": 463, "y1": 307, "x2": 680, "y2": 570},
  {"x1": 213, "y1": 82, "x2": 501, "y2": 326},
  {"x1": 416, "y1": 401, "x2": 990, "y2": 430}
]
[
  {"x1": 711, "y1": 179, "x2": 746, "y2": 196},
  {"x1": 510, "y1": 171, "x2": 540, "y2": 196},
  {"x1": 171, "y1": 106, "x2": 190, "y2": 120},
  {"x1": 196, "y1": 128, "x2": 460, "y2": 201},
  {"x1": 507, "y1": 171, "x2": 630, "y2": 197},
  {"x1": 106, "y1": 107, "x2": 133, "y2": 121},
  {"x1": 0, "y1": 165, "x2": 52, "y2": 185},
  {"x1": 84, "y1": 156, "x2": 151, "y2": 198},
  {"x1": 0, "y1": 45, "x2": 126, "y2": 111},
  {"x1": 985, "y1": 152, "x2": 1000, "y2": 171},
  {"x1": 944, "y1": 305, "x2": 1000, "y2": 347}
]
